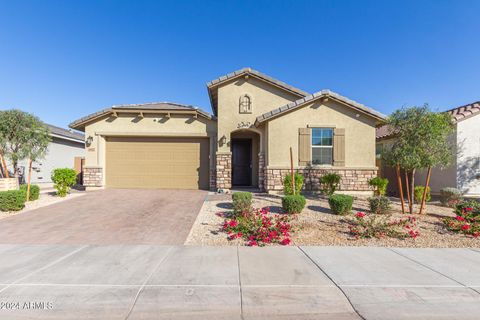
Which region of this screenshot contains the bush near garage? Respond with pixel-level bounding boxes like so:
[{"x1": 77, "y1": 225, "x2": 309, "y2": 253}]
[
  {"x1": 232, "y1": 192, "x2": 252, "y2": 215},
  {"x1": 51, "y1": 168, "x2": 77, "y2": 197},
  {"x1": 20, "y1": 184, "x2": 40, "y2": 201},
  {"x1": 0, "y1": 190, "x2": 26, "y2": 211},
  {"x1": 282, "y1": 195, "x2": 306, "y2": 214},
  {"x1": 328, "y1": 194, "x2": 354, "y2": 215}
]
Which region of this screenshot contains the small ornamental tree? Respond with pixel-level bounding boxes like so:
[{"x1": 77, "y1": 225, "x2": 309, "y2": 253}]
[
  {"x1": 382, "y1": 105, "x2": 454, "y2": 214},
  {"x1": 0, "y1": 110, "x2": 39, "y2": 177},
  {"x1": 23, "y1": 118, "x2": 51, "y2": 201}
]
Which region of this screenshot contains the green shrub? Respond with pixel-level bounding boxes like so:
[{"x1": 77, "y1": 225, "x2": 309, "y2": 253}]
[
  {"x1": 320, "y1": 173, "x2": 342, "y2": 196},
  {"x1": 368, "y1": 177, "x2": 389, "y2": 196},
  {"x1": 414, "y1": 186, "x2": 431, "y2": 204},
  {"x1": 282, "y1": 195, "x2": 306, "y2": 214},
  {"x1": 283, "y1": 173, "x2": 304, "y2": 195},
  {"x1": 368, "y1": 196, "x2": 391, "y2": 214},
  {"x1": 454, "y1": 199, "x2": 480, "y2": 215},
  {"x1": 51, "y1": 168, "x2": 77, "y2": 197},
  {"x1": 440, "y1": 187, "x2": 462, "y2": 207},
  {"x1": 0, "y1": 190, "x2": 26, "y2": 211},
  {"x1": 328, "y1": 194, "x2": 354, "y2": 215},
  {"x1": 20, "y1": 184, "x2": 40, "y2": 201},
  {"x1": 232, "y1": 192, "x2": 252, "y2": 215}
]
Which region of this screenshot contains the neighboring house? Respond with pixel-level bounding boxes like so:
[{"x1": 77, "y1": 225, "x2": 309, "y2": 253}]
[
  {"x1": 16, "y1": 124, "x2": 85, "y2": 185},
  {"x1": 69, "y1": 68, "x2": 386, "y2": 193},
  {"x1": 376, "y1": 101, "x2": 480, "y2": 197}
]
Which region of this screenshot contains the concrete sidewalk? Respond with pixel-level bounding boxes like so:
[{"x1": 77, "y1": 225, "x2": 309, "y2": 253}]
[{"x1": 0, "y1": 246, "x2": 480, "y2": 319}]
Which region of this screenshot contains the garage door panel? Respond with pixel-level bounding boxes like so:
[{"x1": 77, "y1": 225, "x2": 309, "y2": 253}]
[{"x1": 105, "y1": 137, "x2": 209, "y2": 189}]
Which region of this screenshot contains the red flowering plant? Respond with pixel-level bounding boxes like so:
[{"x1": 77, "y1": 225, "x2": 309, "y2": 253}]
[
  {"x1": 443, "y1": 202, "x2": 480, "y2": 238},
  {"x1": 348, "y1": 212, "x2": 420, "y2": 239},
  {"x1": 222, "y1": 207, "x2": 293, "y2": 246}
]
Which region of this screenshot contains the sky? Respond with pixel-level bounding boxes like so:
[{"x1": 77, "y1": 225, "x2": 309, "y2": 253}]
[{"x1": 0, "y1": 0, "x2": 479, "y2": 129}]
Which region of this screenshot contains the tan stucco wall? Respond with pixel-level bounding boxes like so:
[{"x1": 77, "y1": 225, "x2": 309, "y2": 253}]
[
  {"x1": 267, "y1": 100, "x2": 377, "y2": 168},
  {"x1": 216, "y1": 76, "x2": 300, "y2": 153},
  {"x1": 83, "y1": 113, "x2": 217, "y2": 185}
]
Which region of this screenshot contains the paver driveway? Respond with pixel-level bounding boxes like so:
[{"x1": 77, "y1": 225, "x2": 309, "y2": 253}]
[{"x1": 0, "y1": 189, "x2": 207, "y2": 245}]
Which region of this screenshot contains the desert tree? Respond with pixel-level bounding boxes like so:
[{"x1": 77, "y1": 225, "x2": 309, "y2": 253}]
[{"x1": 382, "y1": 105, "x2": 454, "y2": 214}]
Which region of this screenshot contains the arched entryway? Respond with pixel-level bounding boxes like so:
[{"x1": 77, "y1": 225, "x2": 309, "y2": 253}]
[{"x1": 230, "y1": 129, "x2": 261, "y2": 188}]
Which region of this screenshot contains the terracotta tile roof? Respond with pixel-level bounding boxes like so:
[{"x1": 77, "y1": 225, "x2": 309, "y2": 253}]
[
  {"x1": 445, "y1": 101, "x2": 480, "y2": 122},
  {"x1": 69, "y1": 102, "x2": 214, "y2": 130},
  {"x1": 255, "y1": 89, "x2": 387, "y2": 126},
  {"x1": 207, "y1": 67, "x2": 309, "y2": 115},
  {"x1": 376, "y1": 101, "x2": 480, "y2": 140}
]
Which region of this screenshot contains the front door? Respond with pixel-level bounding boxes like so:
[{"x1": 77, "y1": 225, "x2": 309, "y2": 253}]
[{"x1": 232, "y1": 139, "x2": 252, "y2": 186}]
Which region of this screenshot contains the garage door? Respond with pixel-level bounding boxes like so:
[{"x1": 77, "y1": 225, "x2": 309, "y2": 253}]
[{"x1": 105, "y1": 137, "x2": 209, "y2": 189}]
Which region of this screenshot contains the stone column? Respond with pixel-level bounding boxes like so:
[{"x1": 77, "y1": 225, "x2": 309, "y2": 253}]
[
  {"x1": 216, "y1": 152, "x2": 232, "y2": 192},
  {"x1": 258, "y1": 152, "x2": 265, "y2": 191},
  {"x1": 83, "y1": 166, "x2": 103, "y2": 188}
]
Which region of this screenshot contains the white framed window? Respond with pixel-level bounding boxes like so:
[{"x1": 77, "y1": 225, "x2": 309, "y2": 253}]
[
  {"x1": 239, "y1": 94, "x2": 252, "y2": 114},
  {"x1": 312, "y1": 128, "x2": 333, "y2": 165}
]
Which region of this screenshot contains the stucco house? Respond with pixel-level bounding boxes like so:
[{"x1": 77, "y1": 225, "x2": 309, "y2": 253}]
[
  {"x1": 376, "y1": 101, "x2": 480, "y2": 197},
  {"x1": 70, "y1": 68, "x2": 386, "y2": 193},
  {"x1": 16, "y1": 124, "x2": 85, "y2": 185}
]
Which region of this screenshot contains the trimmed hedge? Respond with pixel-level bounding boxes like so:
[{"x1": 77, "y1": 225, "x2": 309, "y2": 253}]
[
  {"x1": 282, "y1": 195, "x2": 306, "y2": 214},
  {"x1": 232, "y1": 192, "x2": 252, "y2": 215},
  {"x1": 368, "y1": 196, "x2": 391, "y2": 214},
  {"x1": 20, "y1": 184, "x2": 40, "y2": 201},
  {"x1": 328, "y1": 194, "x2": 353, "y2": 215},
  {"x1": 0, "y1": 190, "x2": 26, "y2": 211},
  {"x1": 283, "y1": 173, "x2": 304, "y2": 195}
]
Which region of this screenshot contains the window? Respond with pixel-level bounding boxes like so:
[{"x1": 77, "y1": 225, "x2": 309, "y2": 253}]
[
  {"x1": 312, "y1": 128, "x2": 333, "y2": 165},
  {"x1": 239, "y1": 94, "x2": 252, "y2": 113},
  {"x1": 376, "y1": 144, "x2": 383, "y2": 159}
]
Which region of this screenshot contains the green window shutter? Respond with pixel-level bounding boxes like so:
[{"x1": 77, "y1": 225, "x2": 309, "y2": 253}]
[
  {"x1": 333, "y1": 128, "x2": 345, "y2": 166},
  {"x1": 298, "y1": 128, "x2": 311, "y2": 166}
]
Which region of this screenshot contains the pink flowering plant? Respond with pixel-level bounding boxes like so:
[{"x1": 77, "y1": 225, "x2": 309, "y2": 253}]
[
  {"x1": 222, "y1": 207, "x2": 293, "y2": 246},
  {"x1": 443, "y1": 205, "x2": 480, "y2": 238},
  {"x1": 348, "y1": 212, "x2": 420, "y2": 239}
]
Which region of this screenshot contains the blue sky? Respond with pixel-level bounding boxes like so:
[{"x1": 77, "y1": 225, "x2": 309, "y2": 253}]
[{"x1": 1, "y1": 0, "x2": 479, "y2": 129}]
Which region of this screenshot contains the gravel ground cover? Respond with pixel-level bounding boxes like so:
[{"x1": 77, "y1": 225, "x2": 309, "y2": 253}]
[
  {"x1": 185, "y1": 192, "x2": 480, "y2": 247},
  {"x1": 0, "y1": 191, "x2": 85, "y2": 220}
]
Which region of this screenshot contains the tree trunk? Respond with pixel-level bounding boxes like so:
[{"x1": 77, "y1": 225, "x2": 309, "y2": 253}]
[
  {"x1": 409, "y1": 168, "x2": 416, "y2": 215},
  {"x1": 404, "y1": 170, "x2": 411, "y2": 214},
  {"x1": 396, "y1": 165, "x2": 405, "y2": 214},
  {"x1": 0, "y1": 153, "x2": 9, "y2": 178},
  {"x1": 290, "y1": 147, "x2": 295, "y2": 194},
  {"x1": 419, "y1": 166, "x2": 432, "y2": 215},
  {"x1": 26, "y1": 159, "x2": 33, "y2": 201}
]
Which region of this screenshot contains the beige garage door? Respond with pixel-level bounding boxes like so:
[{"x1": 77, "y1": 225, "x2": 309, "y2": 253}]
[{"x1": 106, "y1": 137, "x2": 209, "y2": 189}]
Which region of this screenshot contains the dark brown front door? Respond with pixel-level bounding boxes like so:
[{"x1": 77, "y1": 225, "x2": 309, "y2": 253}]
[{"x1": 232, "y1": 139, "x2": 252, "y2": 186}]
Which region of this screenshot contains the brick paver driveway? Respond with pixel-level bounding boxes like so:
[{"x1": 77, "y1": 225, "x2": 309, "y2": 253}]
[{"x1": 0, "y1": 189, "x2": 207, "y2": 245}]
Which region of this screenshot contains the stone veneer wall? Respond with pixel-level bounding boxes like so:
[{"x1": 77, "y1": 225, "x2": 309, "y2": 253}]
[
  {"x1": 83, "y1": 167, "x2": 103, "y2": 187},
  {"x1": 258, "y1": 153, "x2": 265, "y2": 191},
  {"x1": 216, "y1": 153, "x2": 232, "y2": 191},
  {"x1": 265, "y1": 168, "x2": 377, "y2": 192},
  {"x1": 209, "y1": 168, "x2": 217, "y2": 191}
]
